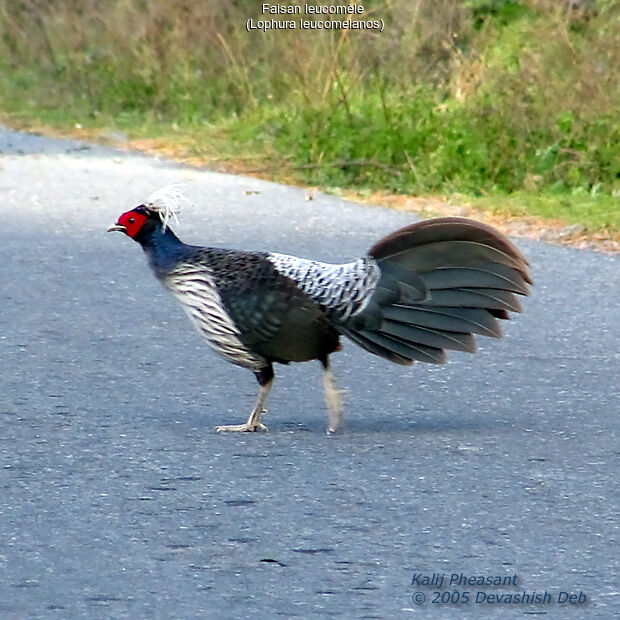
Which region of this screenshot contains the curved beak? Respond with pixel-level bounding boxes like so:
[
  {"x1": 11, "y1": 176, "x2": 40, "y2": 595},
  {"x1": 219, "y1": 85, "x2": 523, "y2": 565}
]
[{"x1": 107, "y1": 224, "x2": 127, "y2": 233}]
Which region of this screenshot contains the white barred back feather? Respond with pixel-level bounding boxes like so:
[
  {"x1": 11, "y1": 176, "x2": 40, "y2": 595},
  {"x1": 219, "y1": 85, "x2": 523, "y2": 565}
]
[{"x1": 267, "y1": 253, "x2": 380, "y2": 322}]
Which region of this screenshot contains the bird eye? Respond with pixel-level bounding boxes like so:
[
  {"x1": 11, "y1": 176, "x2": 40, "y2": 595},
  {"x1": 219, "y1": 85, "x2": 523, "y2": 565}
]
[{"x1": 128, "y1": 217, "x2": 135, "y2": 224}]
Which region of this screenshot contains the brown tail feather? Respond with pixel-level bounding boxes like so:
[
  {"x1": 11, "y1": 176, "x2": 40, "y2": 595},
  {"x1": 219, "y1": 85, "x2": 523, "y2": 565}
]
[{"x1": 370, "y1": 216, "x2": 532, "y2": 283}]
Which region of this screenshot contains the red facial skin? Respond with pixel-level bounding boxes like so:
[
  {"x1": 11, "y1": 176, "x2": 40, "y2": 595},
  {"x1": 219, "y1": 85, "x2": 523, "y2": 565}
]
[{"x1": 116, "y1": 210, "x2": 148, "y2": 238}]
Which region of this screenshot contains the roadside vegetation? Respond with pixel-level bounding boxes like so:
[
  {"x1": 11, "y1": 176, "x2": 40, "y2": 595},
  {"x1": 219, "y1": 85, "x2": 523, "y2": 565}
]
[{"x1": 0, "y1": 0, "x2": 618, "y2": 235}]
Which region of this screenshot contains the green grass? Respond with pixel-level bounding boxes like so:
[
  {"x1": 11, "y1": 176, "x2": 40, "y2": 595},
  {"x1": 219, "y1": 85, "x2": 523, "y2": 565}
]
[
  {"x1": 465, "y1": 192, "x2": 620, "y2": 232},
  {"x1": 0, "y1": 0, "x2": 618, "y2": 234}
]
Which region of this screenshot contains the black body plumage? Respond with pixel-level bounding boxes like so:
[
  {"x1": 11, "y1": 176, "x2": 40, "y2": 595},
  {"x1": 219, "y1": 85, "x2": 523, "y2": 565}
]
[
  {"x1": 136, "y1": 221, "x2": 340, "y2": 371},
  {"x1": 191, "y1": 247, "x2": 340, "y2": 366}
]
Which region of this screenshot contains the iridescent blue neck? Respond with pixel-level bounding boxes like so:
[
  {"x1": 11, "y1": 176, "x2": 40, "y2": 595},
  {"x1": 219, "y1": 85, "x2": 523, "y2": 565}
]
[{"x1": 138, "y1": 223, "x2": 190, "y2": 278}]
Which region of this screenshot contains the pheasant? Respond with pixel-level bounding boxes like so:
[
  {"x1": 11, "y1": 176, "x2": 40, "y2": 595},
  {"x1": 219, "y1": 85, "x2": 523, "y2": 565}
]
[{"x1": 108, "y1": 188, "x2": 532, "y2": 433}]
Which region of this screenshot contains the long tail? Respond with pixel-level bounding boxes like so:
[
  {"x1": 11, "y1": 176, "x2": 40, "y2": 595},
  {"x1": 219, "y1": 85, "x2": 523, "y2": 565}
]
[{"x1": 340, "y1": 217, "x2": 532, "y2": 365}]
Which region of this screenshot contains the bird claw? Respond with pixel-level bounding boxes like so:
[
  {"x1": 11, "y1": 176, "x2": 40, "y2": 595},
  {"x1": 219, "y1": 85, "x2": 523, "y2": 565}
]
[
  {"x1": 215, "y1": 422, "x2": 269, "y2": 433},
  {"x1": 326, "y1": 425, "x2": 340, "y2": 435}
]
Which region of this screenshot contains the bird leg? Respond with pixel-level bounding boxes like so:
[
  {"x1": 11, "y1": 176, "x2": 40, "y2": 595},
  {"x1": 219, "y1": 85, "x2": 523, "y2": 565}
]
[
  {"x1": 322, "y1": 361, "x2": 343, "y2": 434},
  {"x1": 216, "y1": 366, "x2": 273, "y2": 433}
]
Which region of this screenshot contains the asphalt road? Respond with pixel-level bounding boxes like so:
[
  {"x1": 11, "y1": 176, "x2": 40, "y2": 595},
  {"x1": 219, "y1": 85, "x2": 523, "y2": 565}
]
[{"x1": 1, "y1": 127, "x2": 618, "y2": 619}]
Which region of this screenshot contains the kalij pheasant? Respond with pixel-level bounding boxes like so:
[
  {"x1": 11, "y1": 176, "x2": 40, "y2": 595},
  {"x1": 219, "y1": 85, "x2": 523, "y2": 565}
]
[{"x1": 108, "y1": 189, "x2": 532, "y2": 433}]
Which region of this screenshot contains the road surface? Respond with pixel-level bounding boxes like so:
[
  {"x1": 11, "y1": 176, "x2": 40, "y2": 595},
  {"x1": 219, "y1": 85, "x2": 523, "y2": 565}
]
[{"x1": 0, "y1": 128, "x2": 618, "y2": 618}]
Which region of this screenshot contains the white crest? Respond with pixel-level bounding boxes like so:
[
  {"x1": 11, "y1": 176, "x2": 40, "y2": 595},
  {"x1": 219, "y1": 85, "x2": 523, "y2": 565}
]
[{"x1": 144, "y1": 184, "x2": 189, "y2": 230}]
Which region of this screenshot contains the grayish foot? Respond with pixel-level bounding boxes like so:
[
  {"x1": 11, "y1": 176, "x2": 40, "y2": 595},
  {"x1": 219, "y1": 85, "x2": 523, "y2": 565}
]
[
  {"x1": 215, "y1": 377, "x2": 273, "y2": 433},
  {"x1": 323, "y1": 368, "x2": 343, "y2": 434},
  {"x1": 215, "y1": 421, "x2": 269, "y2": 433}
]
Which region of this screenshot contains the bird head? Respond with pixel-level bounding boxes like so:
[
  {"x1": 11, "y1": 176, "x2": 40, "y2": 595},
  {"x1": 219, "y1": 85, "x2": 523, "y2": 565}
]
[
  {"x1": 107, "y1": 205, "x2": 155, "y2": 239},
  {"x1": 108, "y1": 185, "x2": 187, "y2": 240}
]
